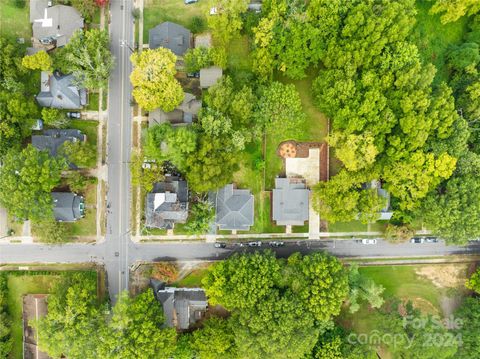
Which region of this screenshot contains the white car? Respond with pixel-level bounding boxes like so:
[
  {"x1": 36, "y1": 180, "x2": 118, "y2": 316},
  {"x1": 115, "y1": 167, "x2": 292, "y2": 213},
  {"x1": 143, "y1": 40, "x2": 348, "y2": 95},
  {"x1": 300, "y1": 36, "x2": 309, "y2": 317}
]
[{"x1": 361, "y1": 238, "x2": 377, "y2": 245}]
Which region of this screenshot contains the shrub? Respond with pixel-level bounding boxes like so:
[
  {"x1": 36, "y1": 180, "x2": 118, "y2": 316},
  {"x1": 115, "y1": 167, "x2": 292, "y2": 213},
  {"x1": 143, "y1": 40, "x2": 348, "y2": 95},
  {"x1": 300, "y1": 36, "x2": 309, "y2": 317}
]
[
  {"x1": 151, "y1": 262, "x2": 179, "y2": 283},
  {"x1": 190, "y1": 16, "x2": 206, "y2": 34}
]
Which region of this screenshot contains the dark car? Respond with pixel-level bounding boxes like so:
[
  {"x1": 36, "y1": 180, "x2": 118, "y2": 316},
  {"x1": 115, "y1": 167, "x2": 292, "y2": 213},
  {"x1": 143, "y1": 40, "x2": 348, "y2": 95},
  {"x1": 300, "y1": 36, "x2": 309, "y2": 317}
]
[
  {"x1": 214, "y1": 242, "x2": 226, "y2": 248},
  {"x1": 410, "y1": 237, "x2": 424, "y2": 244},
  {"x1": 269, "y1": 241, "x2": 285, "y2": 247},
  {"x1": 247, "y1": 241, "x2": 262, "y2": 247},
  {"x1": 187, "y1": 72, "x2": 200, "y2": 78},
  {"x1": 185, "y1": 0, "x2": 198, "y2": 4},
  {"x1": 424, "y1": 237, "x2": 439, "y2": 243},
  {"x1": 66, "y1": 112, "x2": 81, "y2": 119}
]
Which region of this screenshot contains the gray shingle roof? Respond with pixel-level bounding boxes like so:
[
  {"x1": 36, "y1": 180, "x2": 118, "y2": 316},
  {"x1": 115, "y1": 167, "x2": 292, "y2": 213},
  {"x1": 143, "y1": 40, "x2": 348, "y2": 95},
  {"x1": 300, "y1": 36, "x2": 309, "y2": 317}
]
[
  {"x1": 145, "y1": 176, "x2": 189, "y2": 229},
  {"x1": 200, "y1": 66, "x2": 223, "y2": 88},
  {"x1": 272, "y1": 178, "x2": 309, "y2": 226},
  {"x1": 149, "y1": 22, "x2": 191, "y2": 56},
  {"x1": 51, "y1": 192, "x2": 84, "y2": 222},
  {"x1": 215, "y1": 184, "x2": 254, "y2": 231},
  {"x1": 32, "y1": 129, "x2": 86, "y2": 169},
  {"x1": 36, "y1": 72, "x2": 87, "y2": 109},
  {"x1": 31, "y1": 4, "x2": 84, "y2": 47},
  {"x1": 148, "y1": 93, "x2": 201, "y2": 127},
  {"x1": 151, "y1": 280, "x2": 207, "y2": 330}
]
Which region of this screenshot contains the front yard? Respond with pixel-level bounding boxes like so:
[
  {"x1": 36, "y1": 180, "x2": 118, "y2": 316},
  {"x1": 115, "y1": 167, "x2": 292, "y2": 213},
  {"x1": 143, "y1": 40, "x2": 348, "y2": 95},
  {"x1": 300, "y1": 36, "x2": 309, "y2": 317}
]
[
  {"x1": 65, "y1": 180, "x2": 97, "y2": 238},
  {"x1": 70, "y1": 119, "x2": 98, "y2": 168}
]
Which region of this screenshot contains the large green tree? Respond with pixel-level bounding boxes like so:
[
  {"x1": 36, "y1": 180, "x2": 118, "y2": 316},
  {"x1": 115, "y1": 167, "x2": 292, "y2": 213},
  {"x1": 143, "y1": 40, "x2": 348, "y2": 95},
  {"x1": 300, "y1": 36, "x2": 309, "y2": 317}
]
[
  {"x1": 455, "y1": 297, "x2": 480, "y2": 358},
  {"x1": 428, "y1": 0, "x2": 480, "y2": 24},
  {"x1": 0, "y1": 274, "x2": 12, "y2": 359},
  {"x1": 60, "y1": 29, "x2": 114, "y2": 89},
  {"x1": 0, "y1": 146, "x2": 66, "y2": 222},
  {"x1": 130, "y1": 48, "x2": 183, "y2": 111}
]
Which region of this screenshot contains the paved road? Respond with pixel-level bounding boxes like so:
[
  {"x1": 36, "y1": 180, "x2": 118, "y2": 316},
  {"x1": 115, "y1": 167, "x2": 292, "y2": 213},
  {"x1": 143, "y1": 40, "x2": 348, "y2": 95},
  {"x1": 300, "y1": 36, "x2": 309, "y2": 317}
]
[
  {"x1": 105, "y1": 0, "x2": 134, "y2": 302},
  {"x1": 1, "y1": 240, "x2": 480, "y2": 266}
]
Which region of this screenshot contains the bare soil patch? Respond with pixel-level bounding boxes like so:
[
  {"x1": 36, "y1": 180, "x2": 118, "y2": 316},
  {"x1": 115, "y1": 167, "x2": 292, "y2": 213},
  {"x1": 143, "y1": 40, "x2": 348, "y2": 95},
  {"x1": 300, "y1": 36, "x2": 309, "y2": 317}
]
[{"x1": 415, "y1": 264, "x2": 468, "y2": 288}]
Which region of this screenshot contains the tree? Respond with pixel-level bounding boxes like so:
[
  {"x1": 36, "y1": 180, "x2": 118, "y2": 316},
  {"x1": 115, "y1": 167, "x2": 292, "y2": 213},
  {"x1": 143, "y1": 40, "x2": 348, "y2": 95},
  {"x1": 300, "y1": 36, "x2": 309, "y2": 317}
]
[
  {"x1": 203, "y1": 251, "x2": 282, "y2": 310},
  {"x1": 466, "y1": 268, "x2": 480, "y2": 294},
  {"x1": 328, "y1": 132, "x2": 378, "y2": 171},
  {"x1": 420, "y1": 174, "x2": 480, "y2": 244},
  {"x1": 100, "y1": 290, "x2": 177, "y2": 359},
  {"x1": 130, "y1": 48, "x2": 184, "y2": 111},
  {"x1": 0, "y1": 146, "x2": 66, "y2": 222},
  {"x1": 455, "y1": 297, "x2": 480, "y2": 358},
  {"x1": 286, "y1": 252, "x2": 349, "y2": 322},
  {"x1": 191, "y1": 317, "x2": 236, "y2": 359},
  {"x1": 347, "y1": 264, "x2": 384, "y2": 313},
  {"x1": 0, "y1": 37, "x2": 25, "y2": 92},
  {"x1": 21, "y1": 50, "x2": 52, "y2": 71},
  {"x1": 41, "y1": 108, "x2": 69, "y2": 128},
  {"x1": 34, "y1": 273, "x2": 103, "y2": 358},
  {"x1": 428, "y1": 0, "x2": 480, "y2": 24},
  {"x1": 61, "y1": 29, "x2": 114, "y2": 89},
  {"x1": 185, "y1": 199, "x2": 215, "y2": 234},
  {"x1": 256, "y1": 82, "x2": 305, "y2": 137},
  {"x1": 65, "y1": 171, "x2": 92, "y2": 193},
  {"x1": 59, "y1": 141, "x2": 97, "y2": 168},
  {"x1": 130, "y1": 150, "x2": 164, "y2": 193},
  {"x1": 207, "y1": 0, "x2": 249, "y2": 47},
  {"x1": 0, "y1": 91, "x2": 38, "y2": 157},
  {"x1": 383, "y1": 224, "x2": 415, "y2": 243},
  {"x1": 184, "y1": 47, "x2": 213, "y2": 73},
  {"x1": 32, "y1": 219, "x2": 70, "y2": 243},
  {"x1": 0, "y1": 274, "x2": 12, "y2": 359}
]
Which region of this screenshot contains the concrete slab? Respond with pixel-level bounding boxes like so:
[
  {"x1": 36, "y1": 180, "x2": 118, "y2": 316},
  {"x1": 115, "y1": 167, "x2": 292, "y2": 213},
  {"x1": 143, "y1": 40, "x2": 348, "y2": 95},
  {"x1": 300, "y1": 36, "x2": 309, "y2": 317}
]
[{"x1": 285, "y1": 148, "x2": 321, "y2": 238}]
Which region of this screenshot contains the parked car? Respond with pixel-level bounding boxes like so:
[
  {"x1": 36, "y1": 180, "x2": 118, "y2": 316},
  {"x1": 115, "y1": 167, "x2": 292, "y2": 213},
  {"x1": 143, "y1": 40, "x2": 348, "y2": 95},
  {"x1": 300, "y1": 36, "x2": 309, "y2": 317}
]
[
  {"x1": 361, "y1": 238, "x2": 377, "y2": 245},
  {"x1": 269, "y1": 241, "x2": 285, "y2": 247},
  {"x1": 187, "y1": 72, "x2": 200, "y2": 78},
  {"x1": 214, "y1": 242, "x2": 226, "y2": 248},
  {"x1": 410, "y1": 237, "x2": 424, "y2": 244},
  {"x1": 424, "y1": 237, "x2": 439, "y2": 243},
  {"x1": 66, "y1": 112, "x2": 81, "y2": 119},
  {"x1": 247, "y1": 241, "x2": 262, "y2": 247},
  {"x1": 185, "y1": 0, "x2": 198, "y2": 4}
]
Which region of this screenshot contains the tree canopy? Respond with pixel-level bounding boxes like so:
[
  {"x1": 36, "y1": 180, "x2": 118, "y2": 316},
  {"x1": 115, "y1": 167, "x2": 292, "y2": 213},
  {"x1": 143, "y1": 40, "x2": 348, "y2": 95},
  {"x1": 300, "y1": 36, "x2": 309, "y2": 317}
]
[
  {"x1": 21, "y1": 50, "x2": 52, "y2": 71},
  {"x1": 130, "y1": 48, "x2": 184, "y2": 111}
]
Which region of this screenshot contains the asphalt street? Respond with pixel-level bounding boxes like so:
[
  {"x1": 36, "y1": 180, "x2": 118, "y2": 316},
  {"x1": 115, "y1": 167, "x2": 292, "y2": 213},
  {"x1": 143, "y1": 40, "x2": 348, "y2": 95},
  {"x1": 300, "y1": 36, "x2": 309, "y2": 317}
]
[
  {"x1": 105, "y1": 0, "x2": 134, "y2": 302},
  {"x1": 1, "y1": 239, "x2": 480, "y2": 266}
]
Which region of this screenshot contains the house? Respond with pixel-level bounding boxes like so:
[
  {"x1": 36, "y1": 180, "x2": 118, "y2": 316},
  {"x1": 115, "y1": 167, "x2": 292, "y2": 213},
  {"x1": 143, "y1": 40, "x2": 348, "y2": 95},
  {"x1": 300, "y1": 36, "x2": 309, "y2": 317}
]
[
  {"x1": 145, "y1": 176, "x2": 189, "y2": 229},
  {"x1": 149, "y1": 22, "x2": 191, "y2": 56},
  {"x1": 30, "y1": 1, "x2": 84, "y2": 47},
  {"x1": 200, "y1": 66, "x2": 223, "y2": 88},
  {"x1": 215, "y1": 184, "x2": 254, "y2": 231},
  {"x1": 151, "y1": 280, "x2": 208, "y2": 330},
  {"x1": 51, "y1": 192, "x2": 85, "y2": 222},
  {"x1": 364, "y1": 180, "x2": 393, "y2": 220},
  {"x1": 32, "y1": 129, "x2": 86, "y2": 169},
  {"x1": 148, "y1": 93, "x2": 202, "y2": 127},
  {"x1": 272, "y1": 178, "x2": 309, "y2": 226},
  {"x1": 195, "y1": 33, "x2": 212, "y2": 49},
  {"x1": 36, "y1": 71, "x2": 87, "y2": 109}
]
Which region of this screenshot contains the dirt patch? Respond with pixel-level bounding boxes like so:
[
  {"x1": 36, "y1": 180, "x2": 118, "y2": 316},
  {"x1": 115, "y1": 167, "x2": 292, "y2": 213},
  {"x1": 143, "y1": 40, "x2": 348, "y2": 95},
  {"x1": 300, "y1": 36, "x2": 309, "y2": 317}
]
[
  {"x1": 415, "y1": 264, "x2": 468, "y2": 288},
  {"x1": 402, "y1": 297, "x2": 439, "y2": 315}
]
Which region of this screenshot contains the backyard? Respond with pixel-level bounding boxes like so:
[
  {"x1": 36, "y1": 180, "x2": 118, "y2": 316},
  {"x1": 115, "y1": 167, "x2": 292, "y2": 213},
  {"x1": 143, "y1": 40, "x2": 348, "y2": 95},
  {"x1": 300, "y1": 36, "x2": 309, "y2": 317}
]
[
  {"x1": 0, "y1": 0, "x2": 31, "y2": 41},
  {"x1": 5, "y1": 271, "x2": 99, "y2": 359},
  {"x1": 143, "y1": 0, "x2": 210, "y2": 43}
]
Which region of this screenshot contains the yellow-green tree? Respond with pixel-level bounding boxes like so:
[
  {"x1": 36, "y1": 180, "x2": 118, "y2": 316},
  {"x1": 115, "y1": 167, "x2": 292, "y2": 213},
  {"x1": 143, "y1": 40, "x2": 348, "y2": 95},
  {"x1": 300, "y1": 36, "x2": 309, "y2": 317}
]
[
  {"x1": 21, "y1": 50, "x2": 52, "y2": 71},
  {"x1": 130, "y1": 48, "x2": 184, "y2": 111},
  {"x1": 429, "y1": 0, "x2": 480, "y2": 24}
]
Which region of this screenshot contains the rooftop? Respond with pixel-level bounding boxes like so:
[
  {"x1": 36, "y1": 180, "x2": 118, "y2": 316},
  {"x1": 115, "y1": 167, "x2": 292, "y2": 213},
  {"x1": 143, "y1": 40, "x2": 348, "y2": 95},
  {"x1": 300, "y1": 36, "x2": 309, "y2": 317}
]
[
  {"x1": 215, "y1": 184, "x2": 254, "y2": 231},
  {"x1": 149, "y1": 22, "x2": 191, "y2": 56},
  {"x1": 36, "y1": 71, "x2": 87, "y2": 109},
  {"x1": 148, "y1": 93, "x2": 202, "y2": 127},
  {"x1": 52, "y1": 192, "x2": 84, "y2": 222},
  {"x1": 200, "y1": 66, "x2": 223, "y2": 88},
  {"x1": 272, "y1": 178, "x2": 309, "y2": 226}
]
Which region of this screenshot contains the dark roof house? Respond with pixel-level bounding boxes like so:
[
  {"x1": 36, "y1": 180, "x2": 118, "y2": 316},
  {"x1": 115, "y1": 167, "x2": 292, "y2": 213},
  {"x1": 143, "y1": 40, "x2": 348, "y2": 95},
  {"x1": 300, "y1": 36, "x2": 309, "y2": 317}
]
[
  {"x1": 149, "y1": 22, "x2": 191, "y2": 56},
  {"x1": 363, "y1": 180, "x2": 393, "y2": 220},
  {"x1": 52, "y1": 192, "x2": 84, "y2": 222},
  {"x1": 148, "y1": 93, "x2": 202, "y2": 127},
  {"x1": 215, "y1": 184, "x2": 254, "y2": 231},
  {"x1": 272, "y1": 178, "x2": 309, "y2": 226},
  {"x1": 145, "y1": 176, "x2": 189, "y2": 229},
  {"x1": 200, "y1": 66, "x2": 223, "y2": 88},
  {"x1": 151, "y1": 280, "x2": 208, "y2": 330},
  {"x1": 37, "y1": 71, "x2": 87, "y2": 109},
  {"x1": 30, "y1": 2, "x2": 84, "y2": 47},
  {"x1": 32, "y1": 129, "x2": 86, "y2": 169}
]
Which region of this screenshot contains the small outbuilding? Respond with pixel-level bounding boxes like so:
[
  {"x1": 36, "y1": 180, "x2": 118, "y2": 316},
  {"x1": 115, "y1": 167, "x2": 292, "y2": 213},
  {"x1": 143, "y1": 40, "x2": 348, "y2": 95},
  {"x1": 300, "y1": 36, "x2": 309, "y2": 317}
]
[
  {"x1": 36, "y1": 71, "x2": 87, "y2": 109},
  {"x1": 200, "y1": 66, "x2": 223, "y2": 88},
  {"x1": 151, "y1": 280, "x2": 208, "y2": 331},
  {"x1": 148, "y1": 93, "x2": 202, "y2": 127},
  {"x1": 149, "y1": 21, "x2": 191, "y2": 56},
  {"x1": 215, "y1": 184, "x2": 254, "y2": 231},
  {"x1": 272, "y1": 178, "x2": 309, "y2": 226},
  {"x1": 52, "y1": 192, "x2": 85, "y2": 222}
]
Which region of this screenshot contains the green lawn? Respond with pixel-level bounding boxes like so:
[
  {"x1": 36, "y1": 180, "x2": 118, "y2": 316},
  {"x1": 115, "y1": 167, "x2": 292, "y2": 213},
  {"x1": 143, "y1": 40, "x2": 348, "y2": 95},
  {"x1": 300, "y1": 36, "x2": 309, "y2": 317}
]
[
  {"x1": 143, "y1": 0, "x2": 210, "y2": 43},
  {"x1": 329, "y1": 221, "x2": 369, "y2": 233},
  {"x1": 70, "y1": 119, "x2": 98, "y2": 168},
  {"x1": 227, "y1": 35, "x2": 252, "y2": 72},
  {"x1": 66, "y1": 181, "x2": 97, "y2": 237},
  {"x1": 173, "y1": 265, "x2": 212, "y2": 287},
  {"x1": 87, "y1": 92, "x2": 99, "y2": 111},
  {"x1": 0, "y1": 0, "x2": 31, "y2": 41},
  {"x1": 412, "y1": 0, "x2": 469, "y2": 83}
]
